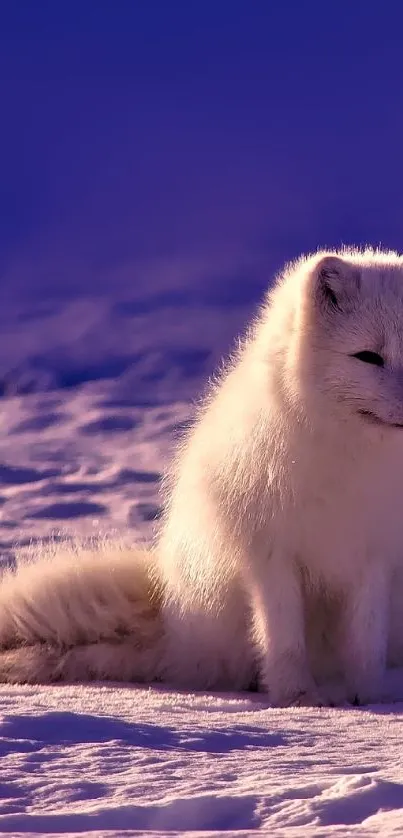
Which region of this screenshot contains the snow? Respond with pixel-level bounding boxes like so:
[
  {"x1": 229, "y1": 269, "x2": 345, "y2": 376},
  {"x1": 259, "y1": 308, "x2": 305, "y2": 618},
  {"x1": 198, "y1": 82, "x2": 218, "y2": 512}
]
[
  {"x1": 2, "y1": 684, "x2": 403, "y2": 836},
  {"x1": 0, "y1": 283, "x2": 403, "y2": 837}
]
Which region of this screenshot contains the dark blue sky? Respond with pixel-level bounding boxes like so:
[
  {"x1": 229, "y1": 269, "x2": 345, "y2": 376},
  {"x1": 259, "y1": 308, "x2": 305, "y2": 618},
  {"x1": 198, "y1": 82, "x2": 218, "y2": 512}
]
[{"x1": 1, "y1": 2, "x2": 403, "y2": 298}]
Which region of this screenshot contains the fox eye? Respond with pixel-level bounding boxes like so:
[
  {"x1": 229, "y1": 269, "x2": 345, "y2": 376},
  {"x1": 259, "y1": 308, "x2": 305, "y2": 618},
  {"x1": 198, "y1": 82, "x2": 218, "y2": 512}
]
[{"x1": 352, "y1": 350, "x2": 385, "y2": 367}]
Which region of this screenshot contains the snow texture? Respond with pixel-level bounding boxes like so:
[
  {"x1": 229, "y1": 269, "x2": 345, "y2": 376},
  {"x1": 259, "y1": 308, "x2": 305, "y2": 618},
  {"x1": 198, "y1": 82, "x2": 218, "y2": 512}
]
[{"x1": 2, "y1": 681, "x2": 403, "y2": 836}]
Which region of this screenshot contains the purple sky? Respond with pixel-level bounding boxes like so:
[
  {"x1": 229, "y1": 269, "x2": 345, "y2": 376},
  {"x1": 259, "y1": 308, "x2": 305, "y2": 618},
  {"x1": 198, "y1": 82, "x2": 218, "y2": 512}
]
[{"x1": 1, "y1": 2, "x2": 403, "y2": 300}]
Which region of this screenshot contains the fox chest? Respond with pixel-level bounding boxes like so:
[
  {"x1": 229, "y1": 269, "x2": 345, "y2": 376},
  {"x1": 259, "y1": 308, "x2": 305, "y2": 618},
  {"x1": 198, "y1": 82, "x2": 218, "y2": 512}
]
[{"x1": 288, "y1": 453, "x2": 403, "y2": 579}]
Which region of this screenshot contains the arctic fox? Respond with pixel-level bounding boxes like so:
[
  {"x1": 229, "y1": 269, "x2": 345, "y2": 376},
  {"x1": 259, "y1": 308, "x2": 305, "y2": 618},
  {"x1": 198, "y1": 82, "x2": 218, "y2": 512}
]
[{"x1": 2, "y1": 247, "x2": 403, "y2": 706}]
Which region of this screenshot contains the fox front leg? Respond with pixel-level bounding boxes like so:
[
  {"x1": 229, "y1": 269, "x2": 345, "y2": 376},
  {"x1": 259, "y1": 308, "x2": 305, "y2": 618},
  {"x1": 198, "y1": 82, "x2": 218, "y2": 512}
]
[
  {"x1": 248, "y1": 551, "x2": 328, "y2": 707},
  {"x1": 338, "y1": 569, "x2": 389, "y2": 706}
]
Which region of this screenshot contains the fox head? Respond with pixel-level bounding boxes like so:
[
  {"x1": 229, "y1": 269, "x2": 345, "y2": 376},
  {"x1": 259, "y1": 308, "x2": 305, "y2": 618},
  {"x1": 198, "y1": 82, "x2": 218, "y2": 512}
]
[{"x1": 281, "y1": 248, "x2": 403, "y2": 432}]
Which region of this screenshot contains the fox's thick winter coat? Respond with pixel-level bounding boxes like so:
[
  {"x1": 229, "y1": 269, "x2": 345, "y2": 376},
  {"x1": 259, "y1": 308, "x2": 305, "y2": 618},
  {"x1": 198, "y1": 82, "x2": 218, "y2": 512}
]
[{"x1": 3, "y1": 248, "x2": 403, "y2": 706}]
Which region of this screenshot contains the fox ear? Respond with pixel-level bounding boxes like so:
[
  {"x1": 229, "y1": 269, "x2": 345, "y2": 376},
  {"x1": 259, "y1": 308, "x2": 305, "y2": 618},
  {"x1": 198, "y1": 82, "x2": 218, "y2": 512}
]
[{"x1": 313, "y1": 255, "x2": 361, "y2": 315}]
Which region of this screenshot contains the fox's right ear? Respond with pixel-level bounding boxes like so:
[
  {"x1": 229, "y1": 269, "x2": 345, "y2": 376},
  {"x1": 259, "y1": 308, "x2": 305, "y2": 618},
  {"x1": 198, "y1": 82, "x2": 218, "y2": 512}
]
[{"x1": 312, "y1": 255, "x2": 361, "y2": 316}]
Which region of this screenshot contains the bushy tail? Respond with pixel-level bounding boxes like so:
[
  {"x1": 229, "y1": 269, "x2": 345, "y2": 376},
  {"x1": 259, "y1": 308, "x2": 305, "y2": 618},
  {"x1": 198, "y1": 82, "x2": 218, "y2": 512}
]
[{"x1": 0, "y1": 540, "x2": 164, "y2": 684}]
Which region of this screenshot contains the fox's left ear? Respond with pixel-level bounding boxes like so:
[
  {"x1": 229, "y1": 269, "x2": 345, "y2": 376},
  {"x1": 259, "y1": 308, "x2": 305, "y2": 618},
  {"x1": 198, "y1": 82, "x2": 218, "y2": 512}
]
[{"x1": 313, "y1": 255, "x2": 361, "y2": 315}]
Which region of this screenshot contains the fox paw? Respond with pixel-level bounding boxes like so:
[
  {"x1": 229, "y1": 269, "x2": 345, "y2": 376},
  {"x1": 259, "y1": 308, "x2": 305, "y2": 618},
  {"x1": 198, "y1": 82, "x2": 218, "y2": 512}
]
[
  {"x1": 284, "y1": 686, "x2": 332, "y2": 708},
  {"x1": 348, "y1": 688, "x2": 383, "y2": 707},
  {"x1": 346, "y1": 675, "x2": 384, "y2": 707},
  {"x1": 268, "y1": 683, "x2": 333, "y2": 708}
]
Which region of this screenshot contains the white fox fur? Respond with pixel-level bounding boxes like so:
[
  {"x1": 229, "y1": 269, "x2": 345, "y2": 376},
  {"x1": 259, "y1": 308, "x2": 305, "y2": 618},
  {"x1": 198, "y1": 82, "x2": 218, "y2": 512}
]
[
  {"x1": 3, "y1": 247, "x2": 403, "y2": 706},
  {"x1": 0, "y1": 542, "x2": 163, "y2": 683}
]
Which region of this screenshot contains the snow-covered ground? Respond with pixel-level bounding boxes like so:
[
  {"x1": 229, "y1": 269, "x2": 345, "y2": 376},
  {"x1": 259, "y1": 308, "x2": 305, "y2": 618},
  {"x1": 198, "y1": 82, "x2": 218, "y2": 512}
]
[
  {"x1": 2, "y1": 681, "x2": 403, "y2": 836},
  {"x1": 1, "y1": 277, "x2": 403, "y2": 836}
]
